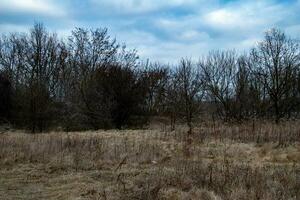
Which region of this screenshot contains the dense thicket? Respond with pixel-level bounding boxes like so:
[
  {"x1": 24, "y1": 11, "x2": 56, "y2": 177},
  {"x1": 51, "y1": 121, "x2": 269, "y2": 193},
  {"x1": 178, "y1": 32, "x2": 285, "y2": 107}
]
[{"x1": 0, "y1": 24, "x2": 299, "y2": 132}]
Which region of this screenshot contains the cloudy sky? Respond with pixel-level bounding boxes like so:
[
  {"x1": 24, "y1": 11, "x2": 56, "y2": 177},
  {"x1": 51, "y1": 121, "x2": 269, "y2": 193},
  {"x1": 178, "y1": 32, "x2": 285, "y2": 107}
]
[{"x1": 0, "y1": 0, "x2": 300, "y2": 63}]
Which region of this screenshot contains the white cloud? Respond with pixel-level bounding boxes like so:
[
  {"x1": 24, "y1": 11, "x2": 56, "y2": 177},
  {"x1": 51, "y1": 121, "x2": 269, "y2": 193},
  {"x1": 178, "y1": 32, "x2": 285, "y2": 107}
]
[
  {"x1": 203, "y1": 1, "x2": 285, "y2": 32},
  {"x1": 0, "y1": 24, "x2": 29, "y2": 34},
  {"x1": 178, "y1": 30, "x2": 210, "y2": 42},
  {"x1": 1, "y1": 0, "x2": 299, "y2": 63},
  {"x1": 204, "y1": 9, "x2": 246, "y2": 28},
  {"x1": 0, "y1": 0, "x2": 65, "y2": 16},
  {"x1": 111, "y1": 29, "x2": 214, "y2": 64},
  {"x1": 90, "y1": 0, "x2": 200, "y2": 14},
  {"x1": 110, "y1": 0, "x2": 300, "y2": 62}
]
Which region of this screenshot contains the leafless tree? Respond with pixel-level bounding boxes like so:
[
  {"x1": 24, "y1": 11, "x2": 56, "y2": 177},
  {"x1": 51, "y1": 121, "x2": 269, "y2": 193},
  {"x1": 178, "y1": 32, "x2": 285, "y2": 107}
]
[
  {"x1": 200, "y1": 50, "x2": 238, "y2": 121},
  {"x1": 142, "y1": 62, "x2": 169, "y2": 115},
  {"x1": 1, "y1": 24, "x2": 300, "y2": 132},
  {"x1": 0, "y1": 23, "x2": 62, "y2": 132},
  {"x1": 172, "y1": 58, "x2": 204, "y2": 155},
  {"x1": 251, "y1": 29, "x2": 300, "y2": 123},
  {"x1": 0, "y1": 71, "x2": 11, "y2": 123}
]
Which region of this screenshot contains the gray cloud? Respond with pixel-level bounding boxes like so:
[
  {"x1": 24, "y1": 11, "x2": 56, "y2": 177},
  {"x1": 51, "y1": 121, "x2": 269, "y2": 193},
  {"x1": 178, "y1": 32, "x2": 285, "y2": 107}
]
[{"x1": 0, "y1": 0, "x2": 299, "y2": 63}]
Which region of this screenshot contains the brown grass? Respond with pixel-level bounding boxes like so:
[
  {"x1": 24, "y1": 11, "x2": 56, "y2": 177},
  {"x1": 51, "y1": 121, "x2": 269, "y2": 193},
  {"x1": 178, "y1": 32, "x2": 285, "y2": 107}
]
[{"x1": 0, "y1": 122, "x2": 299, "y2": 199}]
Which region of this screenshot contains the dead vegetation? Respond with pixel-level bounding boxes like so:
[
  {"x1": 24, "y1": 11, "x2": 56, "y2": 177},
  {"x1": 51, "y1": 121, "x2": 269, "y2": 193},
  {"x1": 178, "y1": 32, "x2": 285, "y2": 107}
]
[{"x1": 0, "y1": 122, "x2": 299, "y2": 200}]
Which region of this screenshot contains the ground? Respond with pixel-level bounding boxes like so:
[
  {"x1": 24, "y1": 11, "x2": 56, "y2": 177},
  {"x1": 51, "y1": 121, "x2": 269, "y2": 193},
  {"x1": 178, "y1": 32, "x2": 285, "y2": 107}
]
[{"x1": 0, "y1": 122, "x2": 299, "y2": 199}]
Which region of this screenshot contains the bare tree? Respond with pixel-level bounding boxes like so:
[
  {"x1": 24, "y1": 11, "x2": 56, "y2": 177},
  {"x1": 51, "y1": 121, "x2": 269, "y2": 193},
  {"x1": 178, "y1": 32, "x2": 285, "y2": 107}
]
[
  {"x1": 65, "y1": 28, "x2": 119, "y2": 129},
  {"x1": 0, "y1": 23, "x2": 62, "y2": 132},
  {"x1": 251, "y1": 29, "x2": 300, "y2": 124},
  {"x1": 165, "y1": 71, "x2": 179, "y2": 131},
  {"x1": 200, "y1": 50, "x2": 238, "y2": 121},
  {"x1": 172, "y1": 58, "x2": 204, "y2": 156},
  {"x1": 0, "y1": 71, "x2": 11, "y2": 123},
  {"x1": 25, "y1": 24, "x2": 62, "y2": 132},
  {"x1": 1, "y1": 24, "x2": 300, "y2": 132},
  {"x1": 142, "y1": 62, "x2": 169, "y2": 115}
]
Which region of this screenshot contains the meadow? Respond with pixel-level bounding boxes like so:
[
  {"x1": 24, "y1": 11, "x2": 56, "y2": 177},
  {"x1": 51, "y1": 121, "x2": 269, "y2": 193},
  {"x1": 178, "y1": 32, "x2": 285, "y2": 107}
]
[{"x1": 0, "y1": 121, "x2": 299, "y2": 200}]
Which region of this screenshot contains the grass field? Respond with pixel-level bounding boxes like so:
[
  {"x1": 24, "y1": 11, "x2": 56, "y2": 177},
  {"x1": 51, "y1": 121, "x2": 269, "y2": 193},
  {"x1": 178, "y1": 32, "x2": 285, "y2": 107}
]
[{"x1": 0, "y1": 122, "x2": 299, "y2": 199}]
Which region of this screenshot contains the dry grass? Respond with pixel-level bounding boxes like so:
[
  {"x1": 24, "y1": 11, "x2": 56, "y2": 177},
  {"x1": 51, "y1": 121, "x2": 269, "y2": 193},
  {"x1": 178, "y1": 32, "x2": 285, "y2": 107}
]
[{"x1": 0, "y1": 122, "x2": 299, "y2": 200}]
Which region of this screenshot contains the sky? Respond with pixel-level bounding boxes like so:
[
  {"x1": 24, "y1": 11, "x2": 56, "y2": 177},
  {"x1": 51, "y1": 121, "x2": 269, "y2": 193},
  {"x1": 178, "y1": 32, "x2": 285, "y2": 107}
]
[{"x1": 0, "y1": 0, "x2": 300, "y2": 63}]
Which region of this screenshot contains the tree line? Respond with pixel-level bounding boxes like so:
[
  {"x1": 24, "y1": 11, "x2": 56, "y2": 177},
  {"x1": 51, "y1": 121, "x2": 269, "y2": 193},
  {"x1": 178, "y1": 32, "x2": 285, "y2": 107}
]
[{"x1": 0, "y1": 23, "x2": 300, "y2": 132}]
